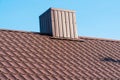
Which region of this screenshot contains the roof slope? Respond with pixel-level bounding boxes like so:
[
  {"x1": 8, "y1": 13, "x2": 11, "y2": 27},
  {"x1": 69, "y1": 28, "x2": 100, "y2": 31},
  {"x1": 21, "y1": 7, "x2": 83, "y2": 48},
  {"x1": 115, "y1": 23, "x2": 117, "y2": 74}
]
[{"x1": 0, "y1": 29, "x2": 120, "y2": 80}]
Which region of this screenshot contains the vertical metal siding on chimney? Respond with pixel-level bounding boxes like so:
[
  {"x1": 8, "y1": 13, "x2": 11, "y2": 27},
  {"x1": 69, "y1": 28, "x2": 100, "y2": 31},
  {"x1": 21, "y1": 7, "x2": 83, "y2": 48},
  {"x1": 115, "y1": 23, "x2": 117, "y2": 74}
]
[
  {"x1": 40, "y1": 9, "x2": 52, "y2": 35},
  {"x1": 40, "y1": 8, "x2": 78, "y2": 38}
]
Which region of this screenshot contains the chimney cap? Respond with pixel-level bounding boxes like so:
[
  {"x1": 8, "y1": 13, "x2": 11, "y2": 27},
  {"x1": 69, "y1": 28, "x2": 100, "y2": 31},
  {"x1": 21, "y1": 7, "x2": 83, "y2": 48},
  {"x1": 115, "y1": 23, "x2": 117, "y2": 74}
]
[{"x1": 49, "y1": 7, "x2": 76, "y2": 12}]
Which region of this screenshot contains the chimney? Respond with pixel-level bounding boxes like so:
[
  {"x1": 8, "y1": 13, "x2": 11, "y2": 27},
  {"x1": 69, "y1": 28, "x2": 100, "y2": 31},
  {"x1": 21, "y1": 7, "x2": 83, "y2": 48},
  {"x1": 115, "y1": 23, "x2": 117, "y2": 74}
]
[{"x1": 39, "y1": 8, "x2": 78, "y2": 39}]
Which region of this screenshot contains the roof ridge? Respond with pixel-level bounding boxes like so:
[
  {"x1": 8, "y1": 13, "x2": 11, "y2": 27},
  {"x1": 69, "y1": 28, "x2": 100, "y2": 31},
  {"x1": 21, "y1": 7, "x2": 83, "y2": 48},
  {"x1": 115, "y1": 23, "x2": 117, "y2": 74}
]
[
  {"x1": 0, "y1": 29, "x2": 120, "y2": 42},
  {"x1": 0, "y1": 29, "x2": 34, "y2": 34},
  {"x1": 79, "y1": 36, "x2": 120, "y2": 42}
]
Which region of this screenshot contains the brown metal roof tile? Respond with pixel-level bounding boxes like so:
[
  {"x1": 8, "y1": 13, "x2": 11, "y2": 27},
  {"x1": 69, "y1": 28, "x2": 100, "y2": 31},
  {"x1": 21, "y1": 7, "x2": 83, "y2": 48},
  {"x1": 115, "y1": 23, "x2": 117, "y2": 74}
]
[
  {"x1": 30, "y1": 74, "x2": 41, "y2": 80},
  {"x1": 22, "y1": 74, "x2": 34, "y2": 80},
  {"x1": 0, "y1": 68, "x2": 10, "y2": 74},
  {"x1": 13, "y1": 74, "x2": 26, "y2": 80},
  {"x1": 9, "y1": 62, "x2": 19, "y2": 68},
  {"x1": 0, "y1": 73, "x2": 8, "y2": 80},
  {"x1": 0, "y1": 29, "x2": 120, "y2": 79},
  {"x1": 1, "y1": 62, "x2": 12, "y2": 68},
  {"x1": 14, "y1": 68, "x2": 24, "y2": 74},
  {"x1": 5, "y1": 73, "x2": 16, "y2": 80}
]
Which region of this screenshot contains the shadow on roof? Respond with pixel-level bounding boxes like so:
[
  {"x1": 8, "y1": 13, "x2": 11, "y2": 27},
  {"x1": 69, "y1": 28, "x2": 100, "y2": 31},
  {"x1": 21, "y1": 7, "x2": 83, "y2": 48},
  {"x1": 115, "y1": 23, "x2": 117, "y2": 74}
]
[
  {"x1": 101, "y1": 57, "x2": 120, "y2": 64},
  {"x1": 32, "y1": 32, "x2": 52, "y2": 36}
]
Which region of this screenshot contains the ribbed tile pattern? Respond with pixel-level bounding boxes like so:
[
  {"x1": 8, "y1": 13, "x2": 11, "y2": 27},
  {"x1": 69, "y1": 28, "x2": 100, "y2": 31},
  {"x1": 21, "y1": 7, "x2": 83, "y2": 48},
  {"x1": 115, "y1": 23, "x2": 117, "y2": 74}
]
[{"x1": 0, "y1": 30, "x2": 120, "y2": 80}]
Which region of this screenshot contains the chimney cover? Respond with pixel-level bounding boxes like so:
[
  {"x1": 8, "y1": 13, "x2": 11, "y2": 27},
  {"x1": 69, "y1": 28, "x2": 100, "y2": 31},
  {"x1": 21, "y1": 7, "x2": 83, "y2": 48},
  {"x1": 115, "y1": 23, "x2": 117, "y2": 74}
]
[{"x1": 39, "y1": 8, "x2": 78, "y2": 39}]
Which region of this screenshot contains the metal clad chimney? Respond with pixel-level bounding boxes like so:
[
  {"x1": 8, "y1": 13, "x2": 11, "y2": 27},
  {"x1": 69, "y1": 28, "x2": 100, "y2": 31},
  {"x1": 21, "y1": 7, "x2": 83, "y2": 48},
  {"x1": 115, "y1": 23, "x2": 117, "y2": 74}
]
[{"x1": 40, "y1": 8, "x2": 78, "y2": 38}]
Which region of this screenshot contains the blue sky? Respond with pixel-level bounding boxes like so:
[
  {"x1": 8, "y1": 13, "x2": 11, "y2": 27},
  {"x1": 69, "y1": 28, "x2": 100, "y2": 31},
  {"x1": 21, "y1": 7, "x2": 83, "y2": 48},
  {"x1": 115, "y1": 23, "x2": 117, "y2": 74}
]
[{"x1": 0, "y1": 0, "x2": 120, "y2": 40}]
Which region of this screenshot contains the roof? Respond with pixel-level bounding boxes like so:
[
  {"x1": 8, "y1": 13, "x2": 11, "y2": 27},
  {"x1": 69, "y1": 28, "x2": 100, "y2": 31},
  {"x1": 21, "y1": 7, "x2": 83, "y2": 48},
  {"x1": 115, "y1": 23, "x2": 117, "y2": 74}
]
[{"x1": 0, "y1": 29, "x2": 120, "y2": 80}]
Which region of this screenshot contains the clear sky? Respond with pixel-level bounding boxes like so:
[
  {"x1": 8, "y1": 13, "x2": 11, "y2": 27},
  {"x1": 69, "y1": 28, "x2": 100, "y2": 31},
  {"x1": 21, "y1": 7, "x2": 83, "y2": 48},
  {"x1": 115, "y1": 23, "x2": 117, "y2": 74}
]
[{"x1": 0, "y1": 0, "x2": 120, "y2": 40}]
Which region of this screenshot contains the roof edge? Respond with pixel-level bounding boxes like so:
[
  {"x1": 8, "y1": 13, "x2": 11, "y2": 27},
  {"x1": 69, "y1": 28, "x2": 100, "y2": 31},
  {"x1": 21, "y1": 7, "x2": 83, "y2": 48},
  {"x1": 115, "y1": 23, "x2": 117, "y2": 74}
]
[
  {"x1": 0, "y1": 29, "x2": 36, "y2": 34},
  {"x1": 0, "y1": 29, "x2": 120, "y2": 42},
  {"x1": 79, "y1": 36, "x2": 120, "y2": 42}
]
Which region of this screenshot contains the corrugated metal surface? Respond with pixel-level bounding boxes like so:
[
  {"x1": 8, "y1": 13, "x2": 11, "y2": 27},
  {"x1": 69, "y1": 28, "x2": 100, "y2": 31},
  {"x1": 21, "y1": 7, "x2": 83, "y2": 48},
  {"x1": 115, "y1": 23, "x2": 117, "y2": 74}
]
[
  {"x1": 40, "y1": 9, "x2": 52, "y2": 35},
  {"x1": 61, "y1": 11, "x2": 66, "y2": 37},
  {"x1": 54, "y1": 10, "x2": 59, "y2": 37},
  {"x1": 65, "y1": 12, "x2": 70, "y2": 38},
  {"x1": 72, "y1": 13, "x2": 78, "y2": 38},
  {"x1": 51, "y1": 10, "x2": 55, "y2": 36},
  {"x1": 58, "y1": 11, "x2": 63, "y2": 37},
  {"x1": 40, "y1": 8, "x2": 78, "y2": 38}
]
